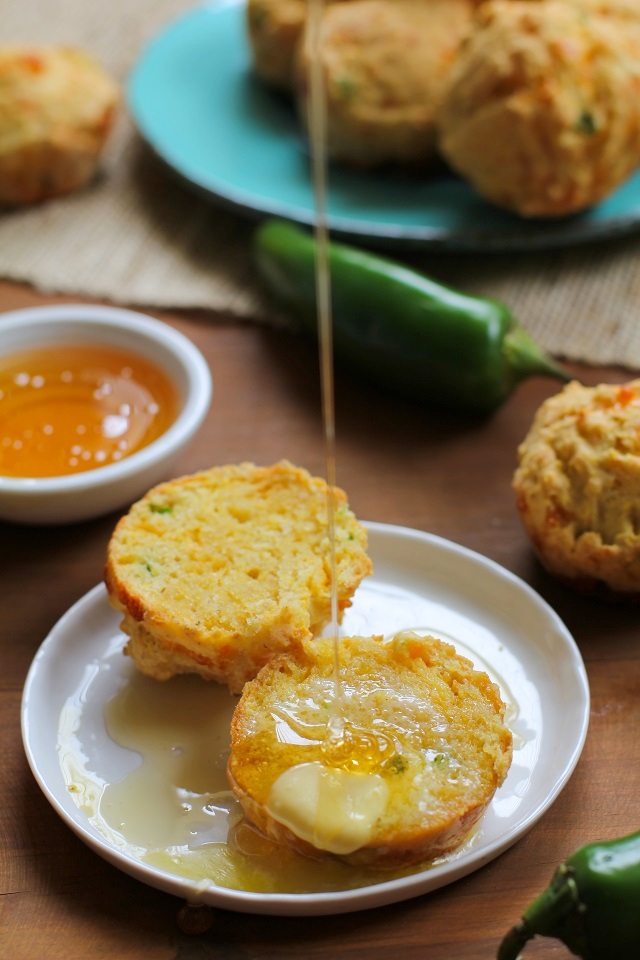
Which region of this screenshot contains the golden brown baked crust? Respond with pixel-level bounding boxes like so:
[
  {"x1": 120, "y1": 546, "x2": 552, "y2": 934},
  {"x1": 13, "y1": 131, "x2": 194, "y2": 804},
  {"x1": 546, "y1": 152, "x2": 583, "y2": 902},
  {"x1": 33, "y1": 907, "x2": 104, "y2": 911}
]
[
  {"x1": 513, "y1": 380, "x2": 640, "y2": 598},
  {"x1": 247, "y1": 0, "x2": 352, "y2": 91},
  {"x1": 572, "y1": 0, "x2": 640, "y2": 17},
  {"x1": 436, "y1": 0, "x2": 640, "y2": 217},
  {"x1": 105, "y1": 461, "x2": 372, "y2": 693},
  {"x1": 247, "y1": 0, "x2": 307, "y2": 91},
  {"x1": 228, "y1": 632, "x2": 513, "y2": 869},
  {"x1": 295, "y1": 0, "x2": 475, "y2": 168},
  {"x1": 0, "y1": 45, "x2": 119, "y2": 206}
]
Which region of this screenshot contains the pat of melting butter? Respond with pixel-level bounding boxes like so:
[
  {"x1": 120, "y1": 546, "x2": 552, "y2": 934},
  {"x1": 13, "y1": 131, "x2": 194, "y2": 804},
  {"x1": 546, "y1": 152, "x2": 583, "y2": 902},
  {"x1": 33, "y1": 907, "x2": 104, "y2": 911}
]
[{"x1": 266, "y1": 761, "x2": 389, "y2": 855}]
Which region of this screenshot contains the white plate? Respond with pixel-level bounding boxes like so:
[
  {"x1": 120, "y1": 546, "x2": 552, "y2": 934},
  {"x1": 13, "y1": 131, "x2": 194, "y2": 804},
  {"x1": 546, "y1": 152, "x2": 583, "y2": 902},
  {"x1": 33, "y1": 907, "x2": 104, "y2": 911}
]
[{"x1": 22, "y1": 522, "x2": 589, "y2": 916}]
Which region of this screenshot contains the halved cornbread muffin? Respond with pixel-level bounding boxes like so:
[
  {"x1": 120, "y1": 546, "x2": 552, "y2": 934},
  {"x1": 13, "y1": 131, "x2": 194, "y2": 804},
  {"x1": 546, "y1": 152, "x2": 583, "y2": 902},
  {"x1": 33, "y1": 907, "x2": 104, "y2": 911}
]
[
  {"x1": 105, "y1": 460, "x2": 372, "y2": 693},
  {"x1": 228, "y1": 632, "x2": 513, "y2": 868}
]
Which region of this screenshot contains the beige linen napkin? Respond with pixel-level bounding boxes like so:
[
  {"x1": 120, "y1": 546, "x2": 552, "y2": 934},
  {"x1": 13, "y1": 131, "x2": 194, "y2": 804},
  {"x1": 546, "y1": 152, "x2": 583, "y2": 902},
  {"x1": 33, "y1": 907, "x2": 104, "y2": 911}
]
[{"x1": 1, "y1": 0, "x2": 640, "y2": 367}]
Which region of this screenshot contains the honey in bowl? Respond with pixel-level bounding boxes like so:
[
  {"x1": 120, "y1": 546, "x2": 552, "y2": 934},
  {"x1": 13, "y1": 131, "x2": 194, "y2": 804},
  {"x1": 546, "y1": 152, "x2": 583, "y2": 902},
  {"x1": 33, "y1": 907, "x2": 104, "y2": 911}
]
[{"x1": 0, "y1": 344, "x2": 179, "y2": 478}]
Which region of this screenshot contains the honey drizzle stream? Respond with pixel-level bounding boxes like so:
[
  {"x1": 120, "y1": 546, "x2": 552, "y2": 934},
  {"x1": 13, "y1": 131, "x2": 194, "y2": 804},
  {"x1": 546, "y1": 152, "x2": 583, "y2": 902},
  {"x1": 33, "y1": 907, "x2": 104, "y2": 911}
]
[{"x1": 306, "y1": 0, "x2": 344, "y2": 719}]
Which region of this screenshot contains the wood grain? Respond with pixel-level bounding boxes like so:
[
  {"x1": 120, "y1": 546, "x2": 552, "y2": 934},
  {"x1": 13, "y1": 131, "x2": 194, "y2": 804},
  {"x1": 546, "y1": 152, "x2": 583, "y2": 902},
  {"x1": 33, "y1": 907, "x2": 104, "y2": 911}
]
[{"x1": 1, "y1": 281, "x2": 638, "y2": 960}]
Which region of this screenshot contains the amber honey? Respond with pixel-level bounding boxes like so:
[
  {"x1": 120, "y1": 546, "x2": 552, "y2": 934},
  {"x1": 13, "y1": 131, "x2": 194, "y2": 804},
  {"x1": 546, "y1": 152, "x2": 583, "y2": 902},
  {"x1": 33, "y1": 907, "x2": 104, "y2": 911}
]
[{"x1": 0, "y1": 344, "x2": 179, "y2": 478}]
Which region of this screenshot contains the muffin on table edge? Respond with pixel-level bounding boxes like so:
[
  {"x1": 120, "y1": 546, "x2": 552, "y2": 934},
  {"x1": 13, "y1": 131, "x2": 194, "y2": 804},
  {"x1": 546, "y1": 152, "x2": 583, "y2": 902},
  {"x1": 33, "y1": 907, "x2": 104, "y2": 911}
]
[{"x1": 513, "y1": 379, "x2": 640, "y2": 599}]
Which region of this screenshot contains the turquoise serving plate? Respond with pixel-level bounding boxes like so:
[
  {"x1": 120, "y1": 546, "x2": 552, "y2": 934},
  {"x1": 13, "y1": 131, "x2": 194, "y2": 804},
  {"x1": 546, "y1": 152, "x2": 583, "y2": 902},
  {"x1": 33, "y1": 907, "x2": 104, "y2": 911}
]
[{"x1": 128, "y1": 0, "x2": 640, "y2": 251}]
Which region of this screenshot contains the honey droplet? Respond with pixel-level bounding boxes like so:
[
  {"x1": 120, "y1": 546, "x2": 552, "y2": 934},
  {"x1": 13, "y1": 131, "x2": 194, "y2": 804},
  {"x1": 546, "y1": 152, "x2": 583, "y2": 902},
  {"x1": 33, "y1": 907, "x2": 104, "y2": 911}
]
[{"x1": 321, "y1": 717, "x2": 395, "y2": 774}]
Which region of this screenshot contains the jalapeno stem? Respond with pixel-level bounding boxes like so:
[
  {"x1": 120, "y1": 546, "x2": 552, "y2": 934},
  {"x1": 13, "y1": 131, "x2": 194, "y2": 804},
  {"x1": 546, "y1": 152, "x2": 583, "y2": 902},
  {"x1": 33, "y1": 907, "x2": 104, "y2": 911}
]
[
  {"x1": 497, "y1": 866, "x2": 587, "y2": 960},
  {"x1": 503, "y1": 325, "x2": 572, "y2": 387},
  {"x1": 496, "y1": 920, "x2": 530, "y2": 960}
]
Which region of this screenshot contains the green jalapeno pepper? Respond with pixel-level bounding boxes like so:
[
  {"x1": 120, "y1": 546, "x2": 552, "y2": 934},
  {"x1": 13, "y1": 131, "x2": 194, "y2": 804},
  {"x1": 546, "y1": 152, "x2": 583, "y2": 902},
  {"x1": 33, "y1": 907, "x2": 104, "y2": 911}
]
[
  {"x1": 254, "y1": 219, "x2": 570, "y2": 415},
  {"x1": 498, "y1": 829, "x2": 640, "y2": 959}
]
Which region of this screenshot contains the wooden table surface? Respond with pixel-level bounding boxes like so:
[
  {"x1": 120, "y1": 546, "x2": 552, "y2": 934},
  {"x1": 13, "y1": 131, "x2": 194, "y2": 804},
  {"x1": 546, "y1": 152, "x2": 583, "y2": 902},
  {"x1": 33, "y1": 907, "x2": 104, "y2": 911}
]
[{"x1": 2, "y1": 278, "x2": 638, "y2": 960}]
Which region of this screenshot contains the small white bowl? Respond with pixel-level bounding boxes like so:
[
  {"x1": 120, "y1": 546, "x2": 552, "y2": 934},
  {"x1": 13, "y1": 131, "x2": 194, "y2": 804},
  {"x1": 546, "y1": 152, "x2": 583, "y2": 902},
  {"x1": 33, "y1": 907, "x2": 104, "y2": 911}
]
[{"x1": 0, "y1": 304, "x2": 213, "y2": 525}]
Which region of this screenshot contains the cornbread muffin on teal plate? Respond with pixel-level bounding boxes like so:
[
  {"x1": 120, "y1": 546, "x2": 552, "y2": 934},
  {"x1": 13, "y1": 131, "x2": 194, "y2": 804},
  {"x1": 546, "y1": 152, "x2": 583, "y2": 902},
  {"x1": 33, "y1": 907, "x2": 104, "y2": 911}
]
[
  {"x1": 513, "y1": 380, "x2": 640, "y2": 598},
  {"x1": 437, "y1": 0, "x2": 640, "y2": 217},
  {"x1": 246, "y1": 0, "x2": 352, "y2": 92},
  {"x1": 295, "y1": 0, "x2": 476, "y2": 168},
  {"x1": 229, "y1": 632, "x2": 513, "y2": 868},
  {"x1": 104, "y1": 461, "x2": 372, "y2": 693}
]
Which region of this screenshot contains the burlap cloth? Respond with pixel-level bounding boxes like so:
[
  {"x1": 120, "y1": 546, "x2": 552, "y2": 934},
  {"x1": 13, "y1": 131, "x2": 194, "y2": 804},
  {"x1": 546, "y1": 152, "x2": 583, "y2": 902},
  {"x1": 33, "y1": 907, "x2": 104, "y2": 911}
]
[{"x1": 2, "y1": 0, "x2": 640, "y2": 367}]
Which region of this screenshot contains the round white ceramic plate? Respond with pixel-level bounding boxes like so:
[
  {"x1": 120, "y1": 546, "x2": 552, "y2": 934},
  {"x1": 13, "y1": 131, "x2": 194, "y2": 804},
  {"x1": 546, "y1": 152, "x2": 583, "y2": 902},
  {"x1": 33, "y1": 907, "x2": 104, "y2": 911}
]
[{"x1": 22, "y1": 522, "x2": 589, "y2": 916}]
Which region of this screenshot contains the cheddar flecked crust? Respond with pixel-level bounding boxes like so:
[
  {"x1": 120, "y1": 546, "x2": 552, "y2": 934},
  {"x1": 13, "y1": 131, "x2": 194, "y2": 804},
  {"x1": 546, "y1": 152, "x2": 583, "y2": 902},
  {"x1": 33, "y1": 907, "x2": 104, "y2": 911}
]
[
  {"x1": 436, "y1": 0, "x2": 640, "y2": 217},
  {"x1": 246, "y1": 0, "x2": 352, "y2": 92},
  {"x1": 228, "y1": 632, "x2": 513, "y2": 869},
  {"x1": 513, "y1": 380, "x2": 640, "y2": 598},
  {"x1": 0, "y1": 44, "x2": 118, "y2": 206},
  {"x1": 104, "y1": 461, "x2": 372, "y2": 693},
  {"x1": 295, "y1": 0, "x2": 476, "y2": 168}
]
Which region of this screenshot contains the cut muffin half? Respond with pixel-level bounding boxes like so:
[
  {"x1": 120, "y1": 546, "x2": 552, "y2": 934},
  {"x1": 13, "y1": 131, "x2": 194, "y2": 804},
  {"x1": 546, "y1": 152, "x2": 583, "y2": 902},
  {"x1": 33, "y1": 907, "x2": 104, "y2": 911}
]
[
  {"x1": 228, "y1": 632, "x2": 513, "y2": 868},
  {"x1": 105, "y1": 461, "x2": 372, "y2": 693}
]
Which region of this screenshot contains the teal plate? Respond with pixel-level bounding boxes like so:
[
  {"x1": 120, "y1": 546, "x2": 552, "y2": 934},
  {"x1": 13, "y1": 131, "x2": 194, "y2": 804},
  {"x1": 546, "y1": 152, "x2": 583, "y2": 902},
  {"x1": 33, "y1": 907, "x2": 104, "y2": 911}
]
[{"x1": 128, "y1": 0, "x2": 640, "y2": 251}]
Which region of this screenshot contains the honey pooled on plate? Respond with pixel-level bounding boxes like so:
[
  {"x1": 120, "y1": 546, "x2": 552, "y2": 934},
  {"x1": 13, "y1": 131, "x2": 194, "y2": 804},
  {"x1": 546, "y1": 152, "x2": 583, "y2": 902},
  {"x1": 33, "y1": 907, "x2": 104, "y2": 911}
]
[
  {"x1": 0, "y1": 344, "x2": 179, "y2": 478},
  {"x1": 57, "y1": 637, "x2": 488, "y2": 895}
]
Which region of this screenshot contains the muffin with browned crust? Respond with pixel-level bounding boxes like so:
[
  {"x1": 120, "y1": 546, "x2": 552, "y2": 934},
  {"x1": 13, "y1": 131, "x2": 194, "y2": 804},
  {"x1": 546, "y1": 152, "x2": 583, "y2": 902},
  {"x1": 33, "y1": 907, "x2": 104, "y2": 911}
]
[
  {"x1": 573, "y1": 0, "x2": 640, "y2": 18},
  {"x1": 229, "y1": 632, "x2": 513, "y2": 868},
  {"x1": 0, "y1": 44, "x2": 118, "y2": 206},
  {"x1": 436, "y1": 0, "x2": 640, "y2": 217},
  {"x1": 247, "y1": 0, "x2": 353, "y2": 92},
  {"x1": 513, "y1": 380, "x2": 640, "y2": 598},
  {"x1": 296, "y1": 0, "x2": 475, "y2": 168},
  {"x1": 105, "y1": 461, "x2": 372, "y2": 693}
]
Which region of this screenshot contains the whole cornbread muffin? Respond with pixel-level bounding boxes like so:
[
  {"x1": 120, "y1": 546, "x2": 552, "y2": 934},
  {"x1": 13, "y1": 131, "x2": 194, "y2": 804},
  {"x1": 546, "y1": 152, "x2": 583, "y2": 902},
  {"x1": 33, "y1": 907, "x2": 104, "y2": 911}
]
[
  {"x1": 247, "y1": 0, "x2": 353, "y2": 92},
  {"x1": 513, "y1": 380, "x2": 640, "y2": 598},
  {"x1": 296, "y1": 0, "x2": 475, "y2": 168},
  {"x1": 436, "y1": 0, "x2": 640, "y2": 217},
  {"x1": 105, "y1": 461, "x2": 372, "y2": 693},
  {"x1": 0, "y1": 44, "x2": 118, "y2": 206},
  {"x1": 247, "y1": 0, "x2": 309, "y2": 91},
  {"x1": 228, "y1": 632, "x2": 513, "y2": 868}
]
